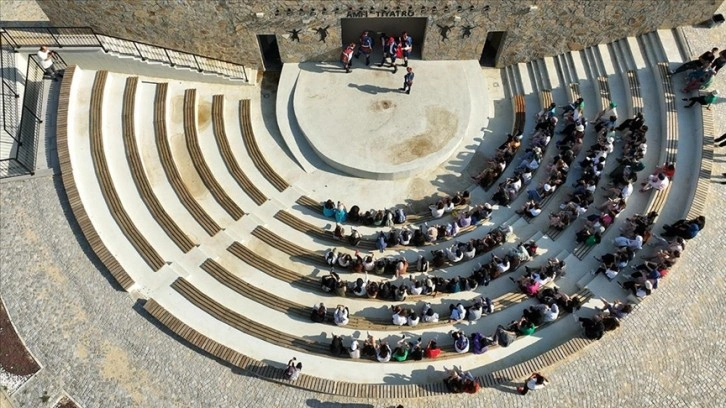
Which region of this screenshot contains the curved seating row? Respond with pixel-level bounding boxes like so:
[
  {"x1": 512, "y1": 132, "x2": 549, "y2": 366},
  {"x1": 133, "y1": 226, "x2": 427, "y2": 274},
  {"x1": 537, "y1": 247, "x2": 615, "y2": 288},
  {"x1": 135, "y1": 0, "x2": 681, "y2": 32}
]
[
  {"x1": 122, "y1": 77, "x2": 197, "y2": 253},
  {"x1": 154, "y1": 83, "x2": 222, "y2": 236},
  {"x1": 57, "y1": 66, "x2": 135, "y2": 289},
  {"x1": 183, "y1": 89, "x2": 245, "y2": 220}
]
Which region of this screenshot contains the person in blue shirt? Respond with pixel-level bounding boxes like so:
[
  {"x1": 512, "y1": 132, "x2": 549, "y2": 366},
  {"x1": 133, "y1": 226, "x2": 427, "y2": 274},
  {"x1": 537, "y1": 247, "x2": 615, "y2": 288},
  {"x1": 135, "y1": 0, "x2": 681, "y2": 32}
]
[
  {"x1": 379, "y1": 34, "x2": 398, "y2": 73},
  {"x1": 400, "y1": 66, "x2": 414, "y2": 94},
  {"x1": 400, "y1": 31, "x2": 413, "y2": 67},
  {"x1": 354, "y1": 31, "x2": 374, "y2": 66}
]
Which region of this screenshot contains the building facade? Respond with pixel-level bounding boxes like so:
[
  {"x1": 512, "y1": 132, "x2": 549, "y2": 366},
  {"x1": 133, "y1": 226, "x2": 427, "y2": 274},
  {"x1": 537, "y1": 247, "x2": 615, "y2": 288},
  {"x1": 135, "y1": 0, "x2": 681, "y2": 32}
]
[{"x1": 36, "y1": 0, "x2": 719, "y2": 70}]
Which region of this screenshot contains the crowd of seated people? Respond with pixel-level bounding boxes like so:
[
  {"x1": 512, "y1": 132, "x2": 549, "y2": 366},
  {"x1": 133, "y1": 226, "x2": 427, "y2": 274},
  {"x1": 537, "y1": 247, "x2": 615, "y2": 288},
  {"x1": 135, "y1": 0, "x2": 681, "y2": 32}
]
[
  {"x1": 472, "y1": 132, "x2": 523, "y2": 189},
  {"x1": 510, "y1": 256, "x2": 566, "y2": 296}
]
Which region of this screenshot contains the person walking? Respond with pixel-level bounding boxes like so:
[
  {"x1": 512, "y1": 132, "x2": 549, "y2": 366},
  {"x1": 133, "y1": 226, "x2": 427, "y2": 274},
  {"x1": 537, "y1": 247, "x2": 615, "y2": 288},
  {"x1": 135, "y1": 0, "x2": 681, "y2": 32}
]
[
  {"x1": 683, "y1": 89, "x2": 718, "y2": 110},
  {"x1": 400, "y1": 31, "x2": 413, "y2": 67},
  {"x1": 379, "y1": 35, "x2": 398, "y2": 74},
  {"x1": 36, "y1": 46, "x2": 63, "y2": 81},
  {"x1": 517, "y1": 372, "x2": 549, "y2": 395},
  {"x1": 670, "y1": 47, "x2": 718, "y2": 75},
  {"x1": 400, "y1": 67, "x2": 414, "y2": 94},
  {"x1": 354, "y1": 31, "x2": 374, "y2": 66},
  {"x1": 341, "y1": 43, "x2": 355, "y2": 73},
  {"x1": 283, "y1": 357, "x2": 302, "y2": 381}
]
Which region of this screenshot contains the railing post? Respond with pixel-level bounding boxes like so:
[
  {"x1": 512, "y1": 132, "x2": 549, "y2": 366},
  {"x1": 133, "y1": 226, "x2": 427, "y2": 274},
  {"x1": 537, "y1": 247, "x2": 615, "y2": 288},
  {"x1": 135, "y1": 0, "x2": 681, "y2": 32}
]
[
  {"x1": 23, "y1": 104, "x2": 43, "y2": 124},
  {"x1": 46, "y1": 27, "x2": 62, "y2": 48},
  {"x1": 163, "y1": 48, "x2": 175, "y2": 67},
  {"x1": 1, "y1": 30, "x2": 21, "y2": 51},
  {"x1": 92, "y1": 32, "x2": 108, "y2": 53},
  {"x1": 193, "y1": 55, "x2": 203, "y2": 72},
  {"x1": 132, "y1": 41, "x2": 145, "y2": 61},
  {"x1": 242, "y1": 66, "x2": 249, "y2": 82}
]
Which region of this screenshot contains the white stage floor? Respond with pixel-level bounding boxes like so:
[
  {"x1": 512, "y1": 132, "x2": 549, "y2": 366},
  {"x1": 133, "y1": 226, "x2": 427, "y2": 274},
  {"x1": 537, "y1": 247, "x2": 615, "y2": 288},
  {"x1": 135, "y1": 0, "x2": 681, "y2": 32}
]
[{"x1": 286, "y1": 60, "x2": 489, "y2": 180}]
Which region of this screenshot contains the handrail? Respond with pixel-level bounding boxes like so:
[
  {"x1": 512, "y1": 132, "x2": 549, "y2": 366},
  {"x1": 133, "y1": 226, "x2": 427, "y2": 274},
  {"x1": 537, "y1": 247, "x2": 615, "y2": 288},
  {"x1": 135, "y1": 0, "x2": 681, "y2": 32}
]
[{"x1": 0, "y1": 26, "x2": 249, "y2": 82}]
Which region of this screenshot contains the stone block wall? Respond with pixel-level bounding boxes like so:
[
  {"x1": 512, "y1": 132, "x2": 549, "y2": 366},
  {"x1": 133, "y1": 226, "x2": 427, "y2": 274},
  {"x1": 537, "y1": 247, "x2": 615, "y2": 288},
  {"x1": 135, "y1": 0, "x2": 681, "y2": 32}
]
[{"x1": 36, "y1": 0, "x2": 720, "y2": 69}]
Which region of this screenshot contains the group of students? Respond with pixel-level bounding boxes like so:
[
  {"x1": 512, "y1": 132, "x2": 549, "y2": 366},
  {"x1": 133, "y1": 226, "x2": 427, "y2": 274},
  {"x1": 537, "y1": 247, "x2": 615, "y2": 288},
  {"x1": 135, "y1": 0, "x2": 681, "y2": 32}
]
[{"x1": 672, "y1": 46, "x2": 723, "y2": 94}]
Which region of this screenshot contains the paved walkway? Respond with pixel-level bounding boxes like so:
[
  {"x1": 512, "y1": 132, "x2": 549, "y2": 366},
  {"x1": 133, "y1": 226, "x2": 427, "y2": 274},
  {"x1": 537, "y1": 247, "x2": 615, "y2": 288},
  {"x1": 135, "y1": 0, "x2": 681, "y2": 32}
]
[{"x1": 1, "y1": 3, "x2": 726, "y2": 407}]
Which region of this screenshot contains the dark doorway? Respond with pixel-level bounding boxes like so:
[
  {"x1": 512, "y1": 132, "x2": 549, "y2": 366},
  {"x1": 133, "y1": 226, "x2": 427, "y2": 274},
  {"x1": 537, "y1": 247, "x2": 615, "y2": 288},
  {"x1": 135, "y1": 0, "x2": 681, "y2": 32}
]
[
  {"x1": 341, "y1": 18, "x2": 427, "y2": 62},
  {"x1": 480, "y1": 31, "x2": 505, "y2": 67},
  {"x1": 257, "y1": 34, "x2": 282, "y2": 71}
]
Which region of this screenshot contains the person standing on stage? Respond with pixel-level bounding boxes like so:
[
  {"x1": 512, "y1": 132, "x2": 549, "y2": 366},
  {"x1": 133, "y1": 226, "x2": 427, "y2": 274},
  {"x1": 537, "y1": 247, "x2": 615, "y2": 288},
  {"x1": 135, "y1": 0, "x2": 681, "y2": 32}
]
[
  {"x1": 341, "y1": 42, "x2": 355, "y2": 73},
  {"x1": 400, "y1": 32, "x2": 413, "y2": 67},
  {"x1": 354, "y1": 31, "x2": 374, "y2": 66},
  {"x1": 379, "y1": 35, "x2": 398, "y2": 74},
  {"x1": 400, "y1": 67, "x2": 414, "y2": 94}
]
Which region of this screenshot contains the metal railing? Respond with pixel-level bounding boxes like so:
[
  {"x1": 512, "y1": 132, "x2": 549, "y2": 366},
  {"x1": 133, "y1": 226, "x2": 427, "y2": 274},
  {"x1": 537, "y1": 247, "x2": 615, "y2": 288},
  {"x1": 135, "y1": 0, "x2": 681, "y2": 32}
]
[
  {"x1": 0, "y1": 26, "x2": 249, "y2": 82},
  {"x1": 1, "y1": 33, "x2": 20, "y2": 142},
  {"x1": 0, "y1": 54, "x2": 45, "y2": 178}
]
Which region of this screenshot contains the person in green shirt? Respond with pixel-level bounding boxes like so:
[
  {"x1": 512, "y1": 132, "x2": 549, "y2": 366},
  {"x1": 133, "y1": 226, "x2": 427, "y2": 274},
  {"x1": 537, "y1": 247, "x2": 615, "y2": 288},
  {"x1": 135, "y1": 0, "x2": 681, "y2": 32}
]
[
  {"x1": 392, "y1": 337, "x2": 409, "y2": 362},
  {"x1": 511, "y1": 317, "x2": 536, "y2": 336},
  {"x1": 683, "y1": 89, "x2": 718, "y2": 110}
]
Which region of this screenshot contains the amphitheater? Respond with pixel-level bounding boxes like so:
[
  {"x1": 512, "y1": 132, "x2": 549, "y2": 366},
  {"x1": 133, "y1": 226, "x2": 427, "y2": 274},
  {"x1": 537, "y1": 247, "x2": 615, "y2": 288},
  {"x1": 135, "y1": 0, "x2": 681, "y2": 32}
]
[{"x1": 1, "y1": 1, "x2": 725, "y2": 407}]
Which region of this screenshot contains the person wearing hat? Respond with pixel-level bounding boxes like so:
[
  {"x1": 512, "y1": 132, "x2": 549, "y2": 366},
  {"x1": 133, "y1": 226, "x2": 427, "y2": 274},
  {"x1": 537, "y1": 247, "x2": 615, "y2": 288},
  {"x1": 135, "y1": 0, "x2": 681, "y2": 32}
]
[
  {"x1": 378, "y1": 34, "x2": 398, "y2": 73},
  {"x1": 683, "y1": 89, "x2": 718, "y2": 110}
]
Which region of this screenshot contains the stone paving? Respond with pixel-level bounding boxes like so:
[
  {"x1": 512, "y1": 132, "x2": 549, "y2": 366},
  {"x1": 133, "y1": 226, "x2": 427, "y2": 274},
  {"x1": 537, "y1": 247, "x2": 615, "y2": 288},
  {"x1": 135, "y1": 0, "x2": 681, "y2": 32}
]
[{"x1": 2, "y1": 2, "x2": 726, "y2": 408}]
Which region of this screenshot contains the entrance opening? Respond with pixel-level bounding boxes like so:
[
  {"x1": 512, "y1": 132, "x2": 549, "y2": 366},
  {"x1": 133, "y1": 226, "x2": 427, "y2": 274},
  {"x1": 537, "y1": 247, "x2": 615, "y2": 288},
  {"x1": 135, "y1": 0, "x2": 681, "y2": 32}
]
[
  {"x1": 257, "y1": 34, "x2": 282, "y2": 71},
  {"x1": 341, "y1": 18, "x2": 427, "y2": 62},
  {"x1": 480, "y1": 31, "x2": 505, "y2": 67}
]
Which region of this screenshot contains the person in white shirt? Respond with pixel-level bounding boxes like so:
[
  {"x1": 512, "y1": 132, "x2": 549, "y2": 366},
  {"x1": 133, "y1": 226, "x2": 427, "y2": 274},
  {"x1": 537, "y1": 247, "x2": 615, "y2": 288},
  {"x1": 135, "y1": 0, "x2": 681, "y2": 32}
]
[
  {"x1": 517, "y1": 372, "x2": 549, "y2": 395},
  {"x1": 333, "y1": 305, "x2": 350, "y2": 326},
  {"x1": 407, "y1": 312, "x2": 420, "y2": 327},
  {"x1": 449, "y1": 303, "x2": 466, "y2": 322},
  {"x1": 613, "y1": 234, "x2": 643, "y2": 251},
  {"x1": 422, "y1": 303, "x2": 439, "y2": 322},
  {"x1": 37, "y1": 46, "x2": 63, "y2": 80},
  {"x1": 445, "y1": 245, "x2": 463, "y2": 263},
  {"x1": 640, "y1": 172, "x2": 669, "y2": 192},
  {"x1": 391, "y1": 306, "x2": 407, "y2": 326},
  {"x1": 348, "y1": 340, "x2": 360, "y2": 359},
  {"x1": 543, "y1": 303, "x2": 559, "y2": 322}
]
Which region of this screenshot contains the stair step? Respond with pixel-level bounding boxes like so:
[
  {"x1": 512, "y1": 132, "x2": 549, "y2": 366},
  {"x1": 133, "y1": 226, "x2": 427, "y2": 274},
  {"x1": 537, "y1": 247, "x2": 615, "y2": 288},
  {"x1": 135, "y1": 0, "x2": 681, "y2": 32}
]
[{"x1": 626, "y1": 37, "x2": 647, "y2": 69}]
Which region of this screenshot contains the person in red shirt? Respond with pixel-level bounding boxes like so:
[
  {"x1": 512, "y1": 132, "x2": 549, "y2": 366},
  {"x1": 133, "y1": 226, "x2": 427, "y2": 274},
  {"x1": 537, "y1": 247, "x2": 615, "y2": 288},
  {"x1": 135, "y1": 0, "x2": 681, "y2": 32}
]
[
  {"x1": 341, "y1": 43, "x2": 355, "y2": 73},
  {"x1": 423, "y1": 339, "x2": 441, "y2": 358}
]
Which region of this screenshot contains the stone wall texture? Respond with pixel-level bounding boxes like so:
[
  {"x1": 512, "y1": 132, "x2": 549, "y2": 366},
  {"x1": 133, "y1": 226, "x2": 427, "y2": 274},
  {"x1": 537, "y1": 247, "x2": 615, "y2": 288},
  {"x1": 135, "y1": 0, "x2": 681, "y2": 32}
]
[{"x1": 35, "y1": 0, "x2": 721, "y2": 69}]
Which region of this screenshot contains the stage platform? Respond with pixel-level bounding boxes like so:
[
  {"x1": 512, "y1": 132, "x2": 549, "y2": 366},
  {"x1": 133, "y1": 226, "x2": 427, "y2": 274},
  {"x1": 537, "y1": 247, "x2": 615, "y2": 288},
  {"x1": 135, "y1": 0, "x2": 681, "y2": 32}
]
[{"x1": 278, "y1": 60, "x2": 489, "y2": 180}]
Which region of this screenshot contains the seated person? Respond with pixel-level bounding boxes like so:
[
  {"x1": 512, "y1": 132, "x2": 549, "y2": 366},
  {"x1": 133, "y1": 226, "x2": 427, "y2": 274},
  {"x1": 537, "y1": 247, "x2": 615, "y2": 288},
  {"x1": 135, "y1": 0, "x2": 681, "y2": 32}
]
[
  {"x1": 452, "y1": 330, "x2": 470, "y2": 353},
  {"x1": 599, "y1": 298, "x2": 633, "y2": 319},
  {"x1": 422, "y1": 303, "x2": 440, "y2": 322},
  {"x1": 310, "y1": 302, "x2": 327, "y2": 323},
  {"x1": 449, "y1": 303, "x2": 467, "y2": 322},
  {"x1": 391, "y1": 305, "x2": 408, "y2": 326},
  {"x1": 613, "y1": 234, "x2": 643, "y2": 251},
  {"x1": 321, "y1": 270, "x2": 341, "y2": 293},
  {"x1": 333, "y1": 305, "x2": 350, "y2": 326},
  {"x1": 509, "y1": 316, "x2": 536, "y2": 335},
  {"x1": 392, "y1": 337, "x2": 410, "y2": 362},
  {"x1": 424, "y1": 339, "x2": 442, "y2": 358},
  {"x1": 517, "y1": 200, "x2": 542, "y2": 217},
  {"x1": 330, "y1": 334, "x2": 345, "y2": 356},
  {"x1": 466, "y1": 297, "x2": 485, "y2": 322},
  {"x1": 445, "y1": 245, "x2": 464, "y2": 263},
  {"x1": 375, "y1": 339, "x2": 392, "y2": 363},
  {"x1": 488, "y1": 324, "x2": 517, "y2": 347},
  {"x1": 407, "y1": 311, "x2": 420, "y2": 327},
  {"x1": 428, "y1": 201, "x2": 446, "y2": 218},
  {"x1": 639, "y1": 172, "x2": 669, "y2": 192},
  {"x1": 661, "y1": 216, "x2": 705, "y2": 240},
  {"x1": 348, "y1": 339, "x2": 360, "y2": 359}
]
